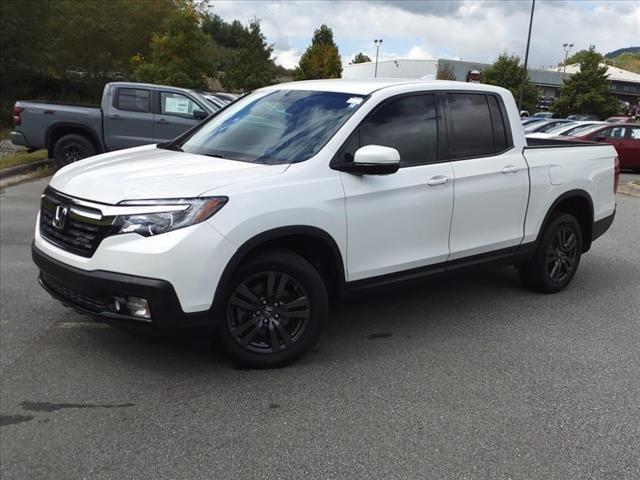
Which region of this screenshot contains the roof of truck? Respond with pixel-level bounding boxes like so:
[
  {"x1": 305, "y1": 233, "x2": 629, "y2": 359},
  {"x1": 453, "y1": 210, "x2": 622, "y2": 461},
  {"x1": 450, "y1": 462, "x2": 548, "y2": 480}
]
[{"x1": 264, "y1": 78, "x2": 508, "y2": 96}]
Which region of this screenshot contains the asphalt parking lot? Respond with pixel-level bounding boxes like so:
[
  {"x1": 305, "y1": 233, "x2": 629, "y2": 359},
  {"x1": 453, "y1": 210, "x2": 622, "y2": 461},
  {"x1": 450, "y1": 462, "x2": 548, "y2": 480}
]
[{"x1": 1, "y1": 175, "x2": 639, "y2": 480}]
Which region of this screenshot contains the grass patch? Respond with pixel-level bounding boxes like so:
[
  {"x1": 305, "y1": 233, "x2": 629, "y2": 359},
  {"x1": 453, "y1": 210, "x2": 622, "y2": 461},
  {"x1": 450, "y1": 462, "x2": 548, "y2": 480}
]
[{"x1": 0, "y1": 149, "x2": 48, "y2": 170}]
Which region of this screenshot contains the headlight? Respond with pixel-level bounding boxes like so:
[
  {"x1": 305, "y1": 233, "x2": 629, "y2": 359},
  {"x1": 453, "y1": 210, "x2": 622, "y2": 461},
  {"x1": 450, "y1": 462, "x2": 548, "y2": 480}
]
[{"x1": 115, "y1": 197, "x2": 228, "y2": 237}]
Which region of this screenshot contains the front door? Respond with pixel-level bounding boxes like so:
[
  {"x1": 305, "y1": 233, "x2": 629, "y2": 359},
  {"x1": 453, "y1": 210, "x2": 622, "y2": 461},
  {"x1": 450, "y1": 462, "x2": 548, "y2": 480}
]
[
  {"x1": 154, "y1": 91, "x2": 203, "y2": 143},
  {"x1": 338, "y1": 94, "x2": 454, "y2": 281}
]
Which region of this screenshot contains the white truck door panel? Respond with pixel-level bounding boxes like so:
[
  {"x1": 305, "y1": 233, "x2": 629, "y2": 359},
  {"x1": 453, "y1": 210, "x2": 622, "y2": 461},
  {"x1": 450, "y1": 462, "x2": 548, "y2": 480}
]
[
  {"x1": 342, "y1": 163, "x2": 454, "y2": 280},
  {"x1": 449, "y1": 151, "x2": 529, "y2": 259},
  {"x1": 444, "y1": 92, "x2": 528, "y2": 260}
]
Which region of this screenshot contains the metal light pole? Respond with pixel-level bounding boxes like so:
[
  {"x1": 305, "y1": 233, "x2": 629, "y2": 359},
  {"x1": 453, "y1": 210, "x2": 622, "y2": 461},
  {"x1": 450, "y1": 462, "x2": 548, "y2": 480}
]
[
  {"x1": 374, "y1": 39, "x2": 383, "y2": 78},
  {"x1": 562, "y1": 42, "x2": 574, "y2": 74},
  {"x1": 518, "y1": 0, "x2": 535, "y2": 110}
]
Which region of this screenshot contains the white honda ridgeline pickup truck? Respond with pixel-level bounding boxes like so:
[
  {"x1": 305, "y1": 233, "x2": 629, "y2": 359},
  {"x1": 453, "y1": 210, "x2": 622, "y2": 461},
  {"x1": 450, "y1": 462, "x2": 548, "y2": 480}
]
[{"x1": 33, "y1": 79, "x2": 618, "y2": 367}]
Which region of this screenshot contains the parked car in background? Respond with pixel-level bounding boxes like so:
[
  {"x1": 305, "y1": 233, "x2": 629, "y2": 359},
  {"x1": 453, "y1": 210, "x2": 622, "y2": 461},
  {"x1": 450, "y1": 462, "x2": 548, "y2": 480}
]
[
  {"x1": 532, "y1": 111, "x2": 554, "y2": 119},
  {"x1": 521, "y1": 117, "x2": 547, "y2": 127},
  {"x1": 520, "y1": 110, "x2": 530, "y2": 117},
  {"x1": 523, "y1": 119, "x2": 572, "y2": 134},
  {"x1": 199, "y1": 91, "x2": 240, "y2": 109},
  {"x1": 32, "y1": 79, "x2": 618, "y2": 367},
  {"x1": 11, "y1": 82, "x2": 219, "y2": 167},
  {"x1": 538, "y1": 96, "x2": 555, "y2": 110},
  {"x1": 605, "y1": 116, "x2": 636, "y2": 124},
  {"x1": 567, "y1": 114, "x2": 599, "y2": 121},
  {"x1": 565, "y1": 123, "x2": 640, "y2": 170},
  {"x1": 526, "y1": 121, "x2": 605, "y2": 139}
]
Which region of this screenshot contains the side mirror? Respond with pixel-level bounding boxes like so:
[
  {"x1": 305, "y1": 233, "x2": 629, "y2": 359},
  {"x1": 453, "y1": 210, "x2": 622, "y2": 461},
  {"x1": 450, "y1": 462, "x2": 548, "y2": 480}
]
[
  {"x1": 336, "y1": 145, "x2": 400, "y2": 175},
  {"x1": 193, "y1": 109, "x2": 208, "y2": 120}
]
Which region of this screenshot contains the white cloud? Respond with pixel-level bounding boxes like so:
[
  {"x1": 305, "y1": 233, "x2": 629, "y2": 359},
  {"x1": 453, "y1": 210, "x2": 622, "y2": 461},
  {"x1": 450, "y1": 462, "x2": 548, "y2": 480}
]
[
  {"x1": 211, "y1": 1, "x2": 640, "y2": 69},
  {"x1": 406, "y1": 46, "x2": 435, "y2": 60},
  {"x1": 273, "y1": 48, "x2": 301, "y2": 70}
]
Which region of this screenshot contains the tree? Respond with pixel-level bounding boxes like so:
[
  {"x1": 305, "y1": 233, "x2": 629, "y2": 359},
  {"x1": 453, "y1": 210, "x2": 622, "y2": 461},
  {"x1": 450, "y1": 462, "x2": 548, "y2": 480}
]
[
  {"x1": 436, "y1": 63, "x2": 456, "y2": 80},
  {"x1": 294, "y1": 25, "x2": 342, "y2": 80},
  {"x1": 221, "y1": 20, "x2": 278, "y2": 91},
  {"x1": 132, "y1": 1, "x2": 217, "y2": 90},
  {"x1": 552, "y1": 46, "x2": 620, "y2": 119},
  {"x1": 351, "y1": 52, "x2": 371, "y2": 64},
  {"x1": 481, "y1": 53, "x2": 538, "y2": 113},
  {"x1": 564, "y1": 47, "x2": 603, "y2": 66}
]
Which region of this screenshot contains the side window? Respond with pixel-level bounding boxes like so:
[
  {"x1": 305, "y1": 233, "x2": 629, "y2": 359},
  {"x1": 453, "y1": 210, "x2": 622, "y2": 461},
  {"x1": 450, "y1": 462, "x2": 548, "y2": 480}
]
[
  {"x1": 116, "y1": 88, "x2": 150, "y2": 113},
  {"x1": 487, "y1": 95, "x2": 508, "y2": 151},
  {"x1": 358, "y1": 94, "x2": 438, "y2": 167},
  {"x1": 447, "y1": 93, "x2": 494, "y2": 159},
  {"x1": 629, "y1": 127, "x2": 640, "y2": 140},
  {"x1": 161, "y1": 92, "x2": 200, "y2": 116},
  {"x1": 600, "y1": 126, "x2": 626, "y2": 139}
]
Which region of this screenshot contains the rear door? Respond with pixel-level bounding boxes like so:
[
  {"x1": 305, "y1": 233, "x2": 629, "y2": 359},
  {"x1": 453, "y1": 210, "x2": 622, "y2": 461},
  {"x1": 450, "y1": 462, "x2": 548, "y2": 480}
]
[
  {"x1": 446, "y1": 92, "x2": 529, "y2": 260},
  {"x1": 596, "y1": 125, "x2": 639, "y2": 168},
  {"x1": 620, "y1": 126, "x2": 640, "y2": 168},
  {"x1": 103, "y1": 87, "x2": 154, "y2": 150},
  {"x1": 154, "y1": 91, "x2": 205, "y2": 142},
  {"x1": 338, "y1": 93, "x2": 455, "y2": 281}
]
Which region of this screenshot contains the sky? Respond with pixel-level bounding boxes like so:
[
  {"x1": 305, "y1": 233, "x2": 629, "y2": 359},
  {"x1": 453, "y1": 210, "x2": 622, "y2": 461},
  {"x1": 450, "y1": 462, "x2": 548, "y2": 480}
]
[{"x1": 209, "y1": 0, "x2": 639, "y2": 70}]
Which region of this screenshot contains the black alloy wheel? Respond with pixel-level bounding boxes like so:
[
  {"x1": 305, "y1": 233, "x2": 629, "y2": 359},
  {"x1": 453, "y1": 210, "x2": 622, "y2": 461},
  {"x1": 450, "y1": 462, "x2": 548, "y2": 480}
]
[
  {"x1": 53, "y1": 133, "x2": 96, "y2": 168},
  {"x1": 227, "y1": 271, "x2": 311, "y2": 354},
  {"x1": 519, "y1": 212, "x2": 583, "y2": 293},
  {"x1": 219, "y1": 249, "x2": 328, "y2": 368}
]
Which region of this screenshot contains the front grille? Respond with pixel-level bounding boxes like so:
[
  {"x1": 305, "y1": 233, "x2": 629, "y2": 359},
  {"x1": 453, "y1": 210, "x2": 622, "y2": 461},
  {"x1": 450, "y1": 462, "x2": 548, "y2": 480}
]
[
  {"x1": 41, "y1": 273, "x2": 108, "y2": 312},
  {"x1": 39, "y1": 189, "x2": 116, "y2": 257}
]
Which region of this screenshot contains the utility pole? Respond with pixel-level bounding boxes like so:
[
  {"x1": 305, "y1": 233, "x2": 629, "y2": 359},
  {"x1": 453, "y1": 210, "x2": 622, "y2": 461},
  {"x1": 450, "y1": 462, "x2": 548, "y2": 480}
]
[
  {"x1": 374, "y1": 39, "x2": 383, "y2": 78},
  {"x1": 562, "y1": 42, "x2": 574, "y2": 74},
  {"x1": 518, "y1": 0, "x2": 535, "y2": 110}
]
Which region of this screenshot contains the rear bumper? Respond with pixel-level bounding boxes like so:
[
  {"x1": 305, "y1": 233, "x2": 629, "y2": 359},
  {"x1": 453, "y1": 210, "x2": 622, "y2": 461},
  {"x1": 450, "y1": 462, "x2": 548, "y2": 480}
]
[
  {"x1": 33, "y1": 244, "x2": 217, "y2": 328},
  {"x1": 592, "y1": 209, "x2": 615, "y2": 242},
  {"x1": 10, "y1": 131, "x2": 28, "y2": 147}
]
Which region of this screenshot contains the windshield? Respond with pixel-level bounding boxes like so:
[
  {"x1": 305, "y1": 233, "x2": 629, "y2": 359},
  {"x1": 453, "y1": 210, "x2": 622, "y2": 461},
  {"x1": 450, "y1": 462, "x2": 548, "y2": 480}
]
[
  {"x1": 565, "y1": 123, "x2": 604, "y2": 136},
  {"x1": 179, "y1": 89, "x2": 366, "y2": 164},
  {"x1": 543, "y1": 121, "x2": 579, "y2": 135}
]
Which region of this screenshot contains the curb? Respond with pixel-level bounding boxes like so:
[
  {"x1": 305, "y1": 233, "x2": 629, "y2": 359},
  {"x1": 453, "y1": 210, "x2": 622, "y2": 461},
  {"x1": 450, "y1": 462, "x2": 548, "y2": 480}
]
[
  {"x1": 0, "y1": 159, "x2": 49, "y2": 180},
  {"x1": 617, "y1": 181, "x2": 640, "y2": 198}
]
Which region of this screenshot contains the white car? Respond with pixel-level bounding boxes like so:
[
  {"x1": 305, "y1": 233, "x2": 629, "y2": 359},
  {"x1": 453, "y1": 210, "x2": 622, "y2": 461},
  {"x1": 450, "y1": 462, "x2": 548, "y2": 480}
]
[
  {"x1": 526, "y1": 121, "x2": 607, "y2": 139},
  {"x1": 33, "y1": 79, "x2": 619, "y2": 367}
]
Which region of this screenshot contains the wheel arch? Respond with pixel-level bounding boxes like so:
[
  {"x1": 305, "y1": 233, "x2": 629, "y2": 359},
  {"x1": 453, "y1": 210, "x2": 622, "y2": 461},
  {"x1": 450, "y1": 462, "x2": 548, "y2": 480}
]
[
  {"x1": 45, "y1": 122, "x2": 103, "y2": 155},
  {"x1": 213, "y1": 226, "x2": 347, "y2": 308},
  {"x1": 536, "y1": 189, "x2": 594, "y2": 252}
]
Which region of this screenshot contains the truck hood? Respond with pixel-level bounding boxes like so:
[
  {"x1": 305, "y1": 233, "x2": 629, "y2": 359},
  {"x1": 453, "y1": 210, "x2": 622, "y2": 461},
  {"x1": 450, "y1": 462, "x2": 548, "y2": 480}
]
[{"x1": 49, "y1": 145, "x2": 288, "y2": 204}]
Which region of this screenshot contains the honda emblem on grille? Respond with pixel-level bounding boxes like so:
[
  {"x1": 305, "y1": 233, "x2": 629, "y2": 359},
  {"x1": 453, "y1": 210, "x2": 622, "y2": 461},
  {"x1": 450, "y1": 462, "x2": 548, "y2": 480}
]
[{"x1": 52, "y1": 204, "x2": 69, "y2": 230}]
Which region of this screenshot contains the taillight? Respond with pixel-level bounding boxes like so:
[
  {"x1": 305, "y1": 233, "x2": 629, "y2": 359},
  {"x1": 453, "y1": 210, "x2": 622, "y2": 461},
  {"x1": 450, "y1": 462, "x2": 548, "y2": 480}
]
[
  {"x1": 12, "y1": 106, "x2": 24, "y2": 126},
  {"x1": 613, "y1": 156, "x2": 620, "y2": 193}
]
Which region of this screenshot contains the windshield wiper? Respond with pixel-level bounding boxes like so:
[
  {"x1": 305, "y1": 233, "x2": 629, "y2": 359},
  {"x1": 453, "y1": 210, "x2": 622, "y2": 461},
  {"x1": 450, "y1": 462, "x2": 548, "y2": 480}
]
[{"x1": 157, "y1": 142, "x2": 182, "y2": 152}]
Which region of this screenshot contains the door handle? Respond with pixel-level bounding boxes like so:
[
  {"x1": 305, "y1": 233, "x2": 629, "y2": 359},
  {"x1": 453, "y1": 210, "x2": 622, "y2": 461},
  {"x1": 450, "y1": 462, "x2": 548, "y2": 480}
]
[
  {"x1": 501, "y1": 165, "x2": 521, "y2": 174},
  {"x1": 427, "y1": 175, "x2": 451, "y2": 186},
  {"x1": 156, "y1": 118, "x2": 168, "y2": 124},
  {"x1": 109, "y1": 115, "x2": 122, "y2": 120}
]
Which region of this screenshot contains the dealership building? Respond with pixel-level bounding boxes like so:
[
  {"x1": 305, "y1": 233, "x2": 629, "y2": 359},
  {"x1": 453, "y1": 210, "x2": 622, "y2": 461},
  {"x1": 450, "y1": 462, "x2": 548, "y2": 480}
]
[{"x1": 342, "y1": 58, "x2": 640, "y2": 104}]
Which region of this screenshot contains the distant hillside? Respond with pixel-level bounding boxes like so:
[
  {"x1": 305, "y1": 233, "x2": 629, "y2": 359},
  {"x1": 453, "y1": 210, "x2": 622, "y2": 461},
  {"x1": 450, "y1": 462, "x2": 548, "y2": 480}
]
[{"x1": 605, "y1": 47, "x2": 640, "y2": 59}]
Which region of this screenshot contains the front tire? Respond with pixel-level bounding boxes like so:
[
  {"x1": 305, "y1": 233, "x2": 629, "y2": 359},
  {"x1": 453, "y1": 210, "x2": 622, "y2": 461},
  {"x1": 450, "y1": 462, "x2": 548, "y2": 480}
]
[
  {"x1": 219, "y1": 249, "x2": 328, "y2": 368},
  {"x1": 53, "y1": 134, "x2": 96, "y2": 168},
  {"x1": 519, "y1": 212, "x2": 583, "y2": 293}
]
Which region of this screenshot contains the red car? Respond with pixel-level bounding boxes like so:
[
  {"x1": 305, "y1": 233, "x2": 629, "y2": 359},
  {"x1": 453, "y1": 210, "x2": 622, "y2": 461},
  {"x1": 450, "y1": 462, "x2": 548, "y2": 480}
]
[
  {"x1": 605, "y1": 116, "x2": 636, "y2": 124},
  {"x1": 565, "y1": 123, "x2": 640, "y2": 170}
]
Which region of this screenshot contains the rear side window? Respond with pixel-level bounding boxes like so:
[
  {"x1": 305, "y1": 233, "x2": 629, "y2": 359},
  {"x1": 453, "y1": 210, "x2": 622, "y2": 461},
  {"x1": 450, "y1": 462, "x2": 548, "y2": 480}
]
[
  {"x1": 446, "y1": 93, "x2": 494, "y2": 158},
  {"x1": 116, "y1": 88, "x2": 150, "y2": 113},
  {"x1": 629, "y1": 127, "x2": 640, "y2": 140},
  {"x1": 359, "y1": 94, "x2": 438, "y2": 167},
  {"x1": 487, "y1": 95, "x2": 508, "y2": 151},
  {"x1": 600, "y1": 126, "x2": 626, "y2": 139}
]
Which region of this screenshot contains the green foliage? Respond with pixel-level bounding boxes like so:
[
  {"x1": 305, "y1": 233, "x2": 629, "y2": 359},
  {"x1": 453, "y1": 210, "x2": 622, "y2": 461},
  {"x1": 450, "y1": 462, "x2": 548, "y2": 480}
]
[
  {"x1": 131, "y1": 2, "x2": 217, "y2": 89},
  {"x1": 294, "y1": 25, "x2": 342, "y2": 80},
  {"x1": 552, "y1": 46, "x2": 620, "y2": 119},
  {"x1": 202, "y1": 18, "x2": 277, "y2": 91},
  {"x1": 480, "y1": 54, "x2": 538, "y2": 112},
  {"x1": 606, "y1": 52, "x2": 640, "y2": 74},
  {"x1": 565, "y1": 48, "x2": 603, "y2": 66},
  {"x1": 351, "y1": 52, "x2": 371, "y2": 64}
]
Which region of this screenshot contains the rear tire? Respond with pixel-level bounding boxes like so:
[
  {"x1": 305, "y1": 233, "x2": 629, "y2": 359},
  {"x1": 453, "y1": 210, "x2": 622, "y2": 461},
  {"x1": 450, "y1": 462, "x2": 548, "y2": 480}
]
[
  {"x1": 518, "y1": 213, "x2": 583, "y2": 293},
  {"x1": 218, "y1": 249, "x2": 328, "y2": 368},
  {"x1": 53, "y1": 134, "x2": 96, "y2": 168}
]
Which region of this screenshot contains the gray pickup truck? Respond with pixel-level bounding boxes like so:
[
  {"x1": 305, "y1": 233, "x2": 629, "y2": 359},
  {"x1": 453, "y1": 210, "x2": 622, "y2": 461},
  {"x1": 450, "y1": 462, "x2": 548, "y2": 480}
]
[{"x1": 11, "y1": 82, "x2": 220, "y2": 167}]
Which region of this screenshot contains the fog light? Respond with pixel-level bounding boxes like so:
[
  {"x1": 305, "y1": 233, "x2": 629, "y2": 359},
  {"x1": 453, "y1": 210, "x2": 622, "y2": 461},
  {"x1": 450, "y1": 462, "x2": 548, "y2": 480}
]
[{"x1": 126, "y1": 297, "x2": 151, "y2": 319}]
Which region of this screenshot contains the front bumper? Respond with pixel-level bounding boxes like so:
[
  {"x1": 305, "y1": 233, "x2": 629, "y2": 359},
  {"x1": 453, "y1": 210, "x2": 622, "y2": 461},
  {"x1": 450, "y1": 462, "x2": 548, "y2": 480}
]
[{"x1": 33, "y1": 245, "x2": 217, "y2": 328}]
